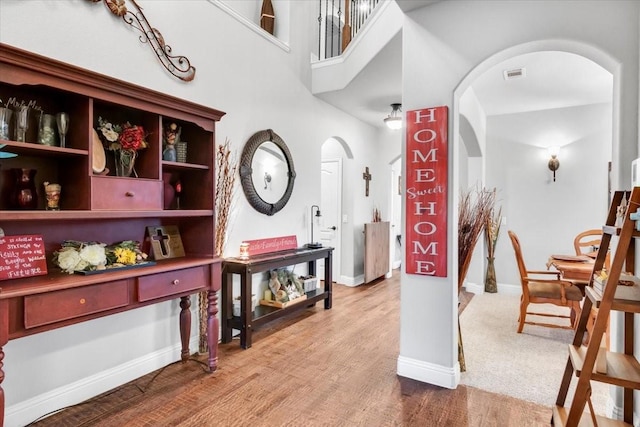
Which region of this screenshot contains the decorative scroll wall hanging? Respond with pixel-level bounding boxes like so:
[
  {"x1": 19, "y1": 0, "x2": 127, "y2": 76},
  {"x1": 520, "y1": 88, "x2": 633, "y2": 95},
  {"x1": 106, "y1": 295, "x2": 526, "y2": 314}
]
[{"x1": 88, "y1": 0, "x2": 196, "y2": 82}]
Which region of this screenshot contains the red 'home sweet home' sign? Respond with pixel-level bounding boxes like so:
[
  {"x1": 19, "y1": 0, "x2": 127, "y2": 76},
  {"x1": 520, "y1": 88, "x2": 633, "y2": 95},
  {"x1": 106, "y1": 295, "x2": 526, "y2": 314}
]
[{"x1": 405, "y1": 106, "x2": 448, "y2": 277}]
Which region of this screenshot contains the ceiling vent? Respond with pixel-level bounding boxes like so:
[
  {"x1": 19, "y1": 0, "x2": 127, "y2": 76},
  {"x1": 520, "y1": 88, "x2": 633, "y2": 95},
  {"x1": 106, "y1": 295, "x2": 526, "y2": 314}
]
[{"x1": 503, "y1": 67, "x2": 526, "y2": 80}]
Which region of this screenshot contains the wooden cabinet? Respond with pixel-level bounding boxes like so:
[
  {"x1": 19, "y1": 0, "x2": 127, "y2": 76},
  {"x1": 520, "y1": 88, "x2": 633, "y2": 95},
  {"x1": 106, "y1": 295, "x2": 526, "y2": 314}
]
[
  {"x1": 364, "y1": 221, "x2": 390, "y2": 283},
  {"x1": 0, "y1": 43, "x2": 224, "y2": 426},
  {"x1": 221, "y1": 247, "x2": 333, "y2": 349},
  {"x1": 553, "y1": 190, "x2": 639, "y2": 426}
]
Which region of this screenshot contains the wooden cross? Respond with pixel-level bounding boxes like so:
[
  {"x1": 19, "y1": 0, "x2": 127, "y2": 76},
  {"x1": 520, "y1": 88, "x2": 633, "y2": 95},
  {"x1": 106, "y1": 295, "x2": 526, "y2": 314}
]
[
  {"x1": 152, "y1": 228, "x2": 171, "y2": 257},
  {"x1": 363, "y1": 167, "x2": 372, "y2": 197}
]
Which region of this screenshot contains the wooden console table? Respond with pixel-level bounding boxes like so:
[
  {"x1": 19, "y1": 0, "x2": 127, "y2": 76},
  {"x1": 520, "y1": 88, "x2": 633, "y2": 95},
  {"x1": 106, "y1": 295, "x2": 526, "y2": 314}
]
[{"x1": 221, "y1": 247, "x2": 333, "y2": 348}]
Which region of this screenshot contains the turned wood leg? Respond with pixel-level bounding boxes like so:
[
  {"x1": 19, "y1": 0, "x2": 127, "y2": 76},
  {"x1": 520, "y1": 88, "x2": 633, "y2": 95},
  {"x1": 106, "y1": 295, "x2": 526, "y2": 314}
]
[
  {"x1": 179, "y1": 296, "x2": 191, "y2": 363},
  {"x1": 0, "y1": 347, "x2": 4, "y2": 427},
  {"x1": 1, "y1": 299, "x2": 7, "y2": 427},
  {"x1": 207, "y1": 290, "x2": 219, "y2": 372}
]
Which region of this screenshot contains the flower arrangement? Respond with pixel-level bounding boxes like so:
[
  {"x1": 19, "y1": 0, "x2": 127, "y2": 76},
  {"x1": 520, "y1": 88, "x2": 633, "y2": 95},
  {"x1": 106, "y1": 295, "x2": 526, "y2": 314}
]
[
  {"x1": 96, "y1": 116, "x2": 148, "y2": 177},
  {"x1": 53, "y1": 240, "x2": 149, "y2": 274}
]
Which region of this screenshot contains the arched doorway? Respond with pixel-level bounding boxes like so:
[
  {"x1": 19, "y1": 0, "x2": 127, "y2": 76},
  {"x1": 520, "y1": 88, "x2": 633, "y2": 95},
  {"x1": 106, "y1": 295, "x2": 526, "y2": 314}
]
[{"x1": 455, "y1": 44, "x2": 616, "y2": 294}]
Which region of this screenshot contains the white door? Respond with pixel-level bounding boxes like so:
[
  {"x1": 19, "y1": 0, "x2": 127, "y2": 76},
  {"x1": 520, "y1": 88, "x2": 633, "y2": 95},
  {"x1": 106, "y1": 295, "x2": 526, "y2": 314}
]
[{"x1": 318, "y1": 159, "x2": 341, "y2": 283}]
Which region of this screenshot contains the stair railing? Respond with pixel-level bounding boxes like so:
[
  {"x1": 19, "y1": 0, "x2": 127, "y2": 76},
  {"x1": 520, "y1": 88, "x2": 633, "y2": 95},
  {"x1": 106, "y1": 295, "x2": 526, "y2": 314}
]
[{"x1": 317, "y1": 0, "x2": 380, "y2": 60}]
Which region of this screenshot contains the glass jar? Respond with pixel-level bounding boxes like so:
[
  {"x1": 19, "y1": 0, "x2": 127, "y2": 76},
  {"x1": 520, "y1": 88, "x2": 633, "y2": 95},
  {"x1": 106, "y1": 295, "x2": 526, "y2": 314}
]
[{"x1": 38, "y1": 113, "x2": 57, "y2": 146}]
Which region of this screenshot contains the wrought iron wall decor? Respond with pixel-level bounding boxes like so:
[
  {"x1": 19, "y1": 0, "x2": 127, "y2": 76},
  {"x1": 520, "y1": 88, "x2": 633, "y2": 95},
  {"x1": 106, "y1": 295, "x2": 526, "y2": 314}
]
[{"x1": 88, "y1": 0, "x2": 196, "y2": 82}]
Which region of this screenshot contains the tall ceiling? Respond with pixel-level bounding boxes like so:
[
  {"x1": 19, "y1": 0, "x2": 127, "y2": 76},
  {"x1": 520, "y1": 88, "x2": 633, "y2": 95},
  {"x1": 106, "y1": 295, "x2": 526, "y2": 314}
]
[{"x1": 318, "y1": 9, "x2": 613, "y2": 132}]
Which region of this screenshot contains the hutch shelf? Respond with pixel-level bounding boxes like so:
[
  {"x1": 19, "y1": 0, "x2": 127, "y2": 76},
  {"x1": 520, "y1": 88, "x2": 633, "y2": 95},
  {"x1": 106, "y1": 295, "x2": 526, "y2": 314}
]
[{"x1": 0, "y1": 43, "x2": 224, "y2": 426}]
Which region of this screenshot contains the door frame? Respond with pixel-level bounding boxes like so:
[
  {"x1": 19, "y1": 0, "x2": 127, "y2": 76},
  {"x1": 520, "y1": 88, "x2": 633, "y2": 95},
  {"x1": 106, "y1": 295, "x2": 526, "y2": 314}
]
[{"x1": 321, "y1": 157, "x2": 342, "y2": 283}]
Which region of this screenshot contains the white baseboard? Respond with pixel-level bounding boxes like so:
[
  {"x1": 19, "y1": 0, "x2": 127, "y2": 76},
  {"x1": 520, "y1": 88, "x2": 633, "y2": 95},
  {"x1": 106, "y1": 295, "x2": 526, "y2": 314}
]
[
  {"x1": 5, "y1": 336, "x2": 199, "y2": 427},
  {"x1": 338, "y1": 274, "x2": 364, "y2": 287},
  {"x1": 392, "y1": 260, "x2": 401, "y2": 269},
  {"x1": 464, "y1": 282, "x2": 520, "y2": 296},
  {"x1": 396, "y1": 355, "x2": 460, "y2": 389}
]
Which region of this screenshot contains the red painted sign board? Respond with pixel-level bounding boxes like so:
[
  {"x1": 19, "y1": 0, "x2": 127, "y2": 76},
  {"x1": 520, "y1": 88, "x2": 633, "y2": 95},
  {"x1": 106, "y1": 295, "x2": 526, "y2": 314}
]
[
  {"x1": 243, "y1": 235, "x2": 298, "y2": 256},
  {"x1": 405, "y1": 106, "x2": 448, "y2": 276},
  {"x1": 0, "y1": 234, "x2": 48, "y2": 280}
]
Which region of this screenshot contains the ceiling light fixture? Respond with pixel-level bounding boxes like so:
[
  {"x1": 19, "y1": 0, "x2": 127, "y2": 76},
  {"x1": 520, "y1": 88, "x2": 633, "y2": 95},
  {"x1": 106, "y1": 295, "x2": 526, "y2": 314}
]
[{"x1": 384, "y1": 103, "x2": 402, "y2": 130}]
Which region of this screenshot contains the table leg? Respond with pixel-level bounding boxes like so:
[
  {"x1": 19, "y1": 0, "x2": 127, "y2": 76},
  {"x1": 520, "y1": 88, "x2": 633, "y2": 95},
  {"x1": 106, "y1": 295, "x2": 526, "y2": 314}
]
[
  {"x1": 179, "y1": 296, "x2": 191, "y2": 362},
  {"x1": 207, "y1": 289, "x2": 219, "y2": 371},
  {"x1": 221, "y1": 270, "x2": 232, "y2": 344},
  {"x1": 324, "y1": 251, "x2": 333, "y2": 309},
  {"x1": 241, "y1": 273, "x2": 253, "y2": 349}
]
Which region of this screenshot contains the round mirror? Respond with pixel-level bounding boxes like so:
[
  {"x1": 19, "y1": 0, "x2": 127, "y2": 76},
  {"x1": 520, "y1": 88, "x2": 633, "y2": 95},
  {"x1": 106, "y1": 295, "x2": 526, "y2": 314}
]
[{"x1": 240, "y1": 129, "x2": 296, "y2": 215}]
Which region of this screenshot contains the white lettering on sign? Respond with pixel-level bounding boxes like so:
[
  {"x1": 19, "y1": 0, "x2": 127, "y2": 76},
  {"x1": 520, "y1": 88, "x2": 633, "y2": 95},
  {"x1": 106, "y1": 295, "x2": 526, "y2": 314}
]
[{"x1": 0, "y1": 234, "x2": 48, "y2": 281}]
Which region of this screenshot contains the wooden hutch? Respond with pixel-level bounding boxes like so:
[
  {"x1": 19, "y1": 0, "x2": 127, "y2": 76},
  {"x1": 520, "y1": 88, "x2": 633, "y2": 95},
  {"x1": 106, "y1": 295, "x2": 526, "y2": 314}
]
[{"x1": 0, "y1": 44, "x2": 224, "y2": 425}]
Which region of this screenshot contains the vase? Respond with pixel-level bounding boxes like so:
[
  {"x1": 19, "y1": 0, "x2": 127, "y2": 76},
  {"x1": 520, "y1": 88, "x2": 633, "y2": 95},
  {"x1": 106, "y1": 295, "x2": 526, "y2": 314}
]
[
  {"x1": 163, "y1": 172, "x2": 175, "y2": 209},
  {"x1": 10, "y1": 168, "x2": 38, "y2": 209},
  {"x1": 485, "y1": 256, "x2": 497, "y2": 293},
  {"x1": 163, "y1": 144, "x2": 177, "y2": 162},
  {"x1": 115, "y1": 149, "x2": 136, "y2": 177}
]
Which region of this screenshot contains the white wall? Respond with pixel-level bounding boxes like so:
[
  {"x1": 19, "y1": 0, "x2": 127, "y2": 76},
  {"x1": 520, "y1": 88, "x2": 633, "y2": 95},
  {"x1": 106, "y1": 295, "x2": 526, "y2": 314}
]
[
  {"x1": 488, "y1": 103, "x2": 612, "y2": 288},
  {"x1": 0, "y1": 1, "x2": 388, "y2": 425},
  {"x1": 397, "y1": 0, "x2": 639, "y2": 389}
]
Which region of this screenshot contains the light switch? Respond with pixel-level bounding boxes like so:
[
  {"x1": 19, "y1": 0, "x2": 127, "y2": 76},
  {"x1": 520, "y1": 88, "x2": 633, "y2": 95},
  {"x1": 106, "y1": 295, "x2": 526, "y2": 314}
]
[{"x1": 342, "y1": 214, "x2": 348, "y2": 223}]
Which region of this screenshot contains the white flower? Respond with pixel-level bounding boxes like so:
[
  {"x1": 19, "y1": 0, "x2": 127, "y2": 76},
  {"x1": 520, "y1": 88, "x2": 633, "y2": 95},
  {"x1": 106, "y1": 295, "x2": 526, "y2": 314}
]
[
  {"x1": 101, "y1": 127, "x2": 119, "y2": 142},
  {"x1": 79, "y1": 244, "x2": 107, "y2": 266},
  {"x1": 56, "y1": 249, "x2": 82, "y2": 274}
]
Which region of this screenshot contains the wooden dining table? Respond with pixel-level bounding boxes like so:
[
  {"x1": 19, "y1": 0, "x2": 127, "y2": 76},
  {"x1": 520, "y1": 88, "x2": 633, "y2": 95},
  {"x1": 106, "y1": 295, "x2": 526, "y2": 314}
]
[{"x1": 546, "y1": 254, "x2": 595, "y2": 284}]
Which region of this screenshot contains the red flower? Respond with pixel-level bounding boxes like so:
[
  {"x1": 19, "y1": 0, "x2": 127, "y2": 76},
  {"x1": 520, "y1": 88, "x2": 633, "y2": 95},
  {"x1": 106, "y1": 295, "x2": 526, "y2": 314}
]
[{"x1": 118, "y1": 125, "x2": 147, "y2": 151}]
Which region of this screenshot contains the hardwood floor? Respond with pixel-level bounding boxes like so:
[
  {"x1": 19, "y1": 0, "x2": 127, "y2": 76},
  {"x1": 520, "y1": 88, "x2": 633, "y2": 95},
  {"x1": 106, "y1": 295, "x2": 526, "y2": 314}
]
[{"x1": 31, "y1": 271, "x2": 551, "y2": 426}]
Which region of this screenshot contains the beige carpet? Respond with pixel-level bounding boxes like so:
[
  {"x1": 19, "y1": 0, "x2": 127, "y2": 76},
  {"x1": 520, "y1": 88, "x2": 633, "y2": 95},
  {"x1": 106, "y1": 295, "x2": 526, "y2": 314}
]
[{"x1": 459, "y1": 292, "x2": 609, "y2": 415}]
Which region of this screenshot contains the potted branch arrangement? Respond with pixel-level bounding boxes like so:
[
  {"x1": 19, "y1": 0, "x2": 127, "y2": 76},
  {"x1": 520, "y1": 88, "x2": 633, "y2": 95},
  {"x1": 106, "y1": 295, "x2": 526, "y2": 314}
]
[
  {"x1": 457, "y1": 186, "x2": 497, "y2": 371},
  {"x1": 484, "y1": 206, "x2": 502, "y2": 293},
  {"x1": 198, "y1": 138, "x2": 237, "y2": 353}
]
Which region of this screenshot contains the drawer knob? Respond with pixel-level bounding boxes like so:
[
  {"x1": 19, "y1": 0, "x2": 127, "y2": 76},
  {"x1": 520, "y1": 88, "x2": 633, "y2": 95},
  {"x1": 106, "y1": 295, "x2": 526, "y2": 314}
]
[
  {"x1": 172, "y1": 279, "x2": 180, "y2": 286},
  {"x1": 125, "y1": 191, "x2": 135, "y2": 197},
  {"x1": 79, "y1": 298, "x2": 86, "y2": 304}
]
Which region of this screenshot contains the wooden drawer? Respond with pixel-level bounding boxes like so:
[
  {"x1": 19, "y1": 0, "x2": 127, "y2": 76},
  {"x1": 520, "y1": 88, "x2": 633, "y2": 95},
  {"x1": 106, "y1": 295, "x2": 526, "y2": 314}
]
[
  {"x1": 24, "y1": 280, "x2": 129, "y2": 328},
  {"x1": 137, "y1": 266, "x2": 207, "y2": 302},
  {"x1": 91, "y1": 176, "x2": 162, "y2": 210}
]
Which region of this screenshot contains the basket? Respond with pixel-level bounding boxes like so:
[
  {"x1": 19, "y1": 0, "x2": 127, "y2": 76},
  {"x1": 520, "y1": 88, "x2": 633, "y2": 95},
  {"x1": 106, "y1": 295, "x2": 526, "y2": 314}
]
[{"x1": 301, "y1": 276, "x2": 318, "y2": 293}]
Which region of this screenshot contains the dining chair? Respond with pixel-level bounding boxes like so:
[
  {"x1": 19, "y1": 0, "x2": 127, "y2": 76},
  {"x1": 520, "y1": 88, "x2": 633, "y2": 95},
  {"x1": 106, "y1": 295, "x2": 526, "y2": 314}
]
[
  {"x1": 574, "y1": 229, "x2": 602, "y2": 257},
  {"x1": 508, "y1": 230, "x2": 583, "y2": 332},
  {"x1": 573, "y1": 229, "x2": 609, "y2": 344}
]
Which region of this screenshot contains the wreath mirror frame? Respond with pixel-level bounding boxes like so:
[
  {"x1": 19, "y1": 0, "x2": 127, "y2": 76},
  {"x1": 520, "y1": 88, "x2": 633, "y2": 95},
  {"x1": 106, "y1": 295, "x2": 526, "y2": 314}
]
[{"x1": 239, "y1": 129, "x2": 296, "y2": 216}]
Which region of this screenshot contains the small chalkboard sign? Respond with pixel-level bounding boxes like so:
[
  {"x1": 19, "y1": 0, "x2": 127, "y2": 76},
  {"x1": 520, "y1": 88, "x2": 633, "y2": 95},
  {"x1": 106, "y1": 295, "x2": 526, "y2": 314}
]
[{"x1": 0, "y1": 234, "x2": 48, "y2": 281}]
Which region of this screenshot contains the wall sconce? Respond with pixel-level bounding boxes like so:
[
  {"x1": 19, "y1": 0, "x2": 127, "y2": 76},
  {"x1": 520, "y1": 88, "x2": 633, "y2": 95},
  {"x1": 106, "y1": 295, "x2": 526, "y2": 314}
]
[
  {"x1": 239, "y1": 242, "x2": 250, "y2": 259},
  {"x1": 384, "y1": 103, "x2": 402, "y2": 130},
  {"x1": 547, "y1": 146, "x2": 560, "y2": 182},
  {"x1": 306, "y1": 205, "x2": 323, "y2": 248}
]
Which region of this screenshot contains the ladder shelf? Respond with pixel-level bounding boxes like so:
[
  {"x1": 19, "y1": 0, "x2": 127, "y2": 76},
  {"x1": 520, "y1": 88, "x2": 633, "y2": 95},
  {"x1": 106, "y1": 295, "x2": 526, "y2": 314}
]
[{"x1": 553, "y1": 189, "x2": 639, "y2": 426}]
